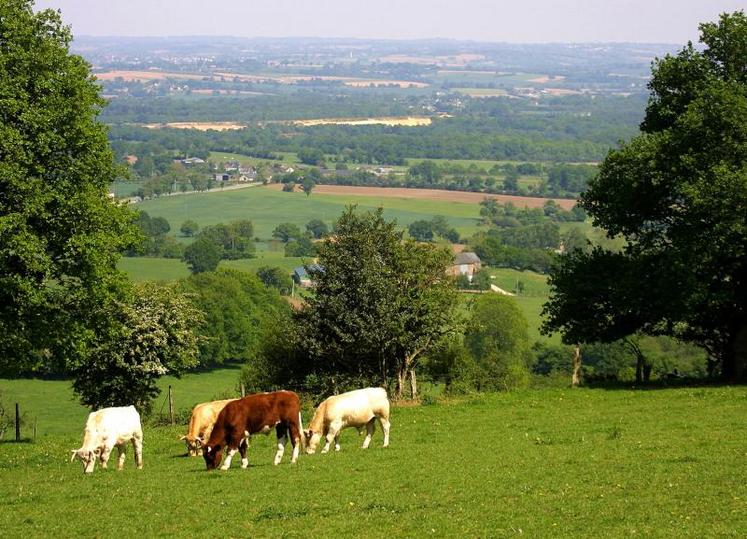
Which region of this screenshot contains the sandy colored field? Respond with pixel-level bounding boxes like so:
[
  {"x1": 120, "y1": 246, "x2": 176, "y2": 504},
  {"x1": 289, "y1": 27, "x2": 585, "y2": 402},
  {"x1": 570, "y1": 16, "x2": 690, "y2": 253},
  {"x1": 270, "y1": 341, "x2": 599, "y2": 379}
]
[
  {"x1": 528, "y1": 75, "x2": 567, "y2": 84},
  {"x1": 293, "y1": 116, "x2": 432, "y2": 127},
  {"x1": 142, "y1": 122, "x2": 246, "y2": 131},
  {"x1": 267, "y1": 183, "x2": 576, "y2": 209},
  {"x1": 343, "y1": 80, "x2": 429, "y2": 88},
  {"x1": 94, "y1": 70, "x2": 206, "y2": 81}
]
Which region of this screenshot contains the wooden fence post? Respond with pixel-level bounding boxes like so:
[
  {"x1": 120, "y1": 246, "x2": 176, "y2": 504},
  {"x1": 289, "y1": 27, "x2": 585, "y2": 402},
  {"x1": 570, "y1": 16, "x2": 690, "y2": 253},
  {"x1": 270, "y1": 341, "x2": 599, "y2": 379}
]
[
  {"x1": 15, "y1": 403, "x2": 20, "y2": 441},
  {"x1": 168, "y1": 386, "x2": 174, "y2": 426},
  {"x1": 240, "y1": 383, "x2": 246, "y2": 397}
]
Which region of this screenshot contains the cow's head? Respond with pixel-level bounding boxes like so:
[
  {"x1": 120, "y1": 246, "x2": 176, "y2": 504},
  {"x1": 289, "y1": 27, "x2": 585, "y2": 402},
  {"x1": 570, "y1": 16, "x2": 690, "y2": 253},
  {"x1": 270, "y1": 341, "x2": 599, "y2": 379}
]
[
  {"x1": 303, "y1": 429, "x2": 323, "y2": 454},
  {"x1": 202, "y1": 444, "x2": 222, "y2": 470},
  {"x1": 70, "y1": 448, "x2": 99, "y2": 474},
  {"x1": 180, "y1": 435, "x2": 204, "y2": 457}
]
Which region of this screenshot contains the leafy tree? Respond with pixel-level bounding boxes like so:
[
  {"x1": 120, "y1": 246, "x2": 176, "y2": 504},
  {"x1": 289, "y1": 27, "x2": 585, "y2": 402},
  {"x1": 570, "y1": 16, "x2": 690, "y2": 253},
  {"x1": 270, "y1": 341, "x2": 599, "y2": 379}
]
[
  {"x1": 542, "y1": 12, "x2": 747, "y2": 380},
  {"x1": 197, "y1": 221, "x2": 255, "y2": 259},
  {"x1": 297, "y1": 147, "x2": 325, "y2": 166},
  {"x1": 285, "y1": 236, "x2": 315, "y2": 257},
  {"x1": 305, "y1": 219, "x2": 329, "y2": 239},
  {"x1": 183, "y1": 237, "x2": 221, "y2": 273},
  {"x1": 302, "y1": 178, "x2": 315, "y2": 197},
  {"x1": 408, "y1": 220, "x2": 434, "y2": 242},
  {"x1": 71, "y1": 283, "x2": 202, "y2": 411},
  {"x1": 0, "y1": 1, "x2": 138, "y2": 375},
  {"x1": 465, "y1": 294, "x2": 533, "y2": 390},
  {"x1": 256, "y1": 266, "x2": 293, "y2": 295},
  {"x1": 296, "y1": 207, "x2": 459, "y2": 398},
  {"x1": 272, "y1": 222, "x2": 303, "y2": 243},
  {"x1": 177, "y1": 269, "x2": 289, "y2": 367},
  {"x1": 180, "y1": 220, "x2": 199, "y2": 237}
]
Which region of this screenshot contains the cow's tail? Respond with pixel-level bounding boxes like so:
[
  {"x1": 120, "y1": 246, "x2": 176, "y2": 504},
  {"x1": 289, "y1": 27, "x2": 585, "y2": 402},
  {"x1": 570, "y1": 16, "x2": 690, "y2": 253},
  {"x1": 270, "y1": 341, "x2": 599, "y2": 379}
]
[{"x1": 297, "y1": 411, "x2": 306, "y2": 451}]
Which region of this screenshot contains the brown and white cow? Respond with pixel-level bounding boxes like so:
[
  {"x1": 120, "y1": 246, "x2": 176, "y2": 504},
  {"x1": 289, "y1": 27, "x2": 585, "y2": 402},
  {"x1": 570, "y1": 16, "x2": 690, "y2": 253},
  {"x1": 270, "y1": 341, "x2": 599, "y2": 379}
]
[
  {"x1": 304, "y1": 387, "x2": 390, "y2": 454},
  {"x1": 70, "y1": 405, "x2": 143, "y2": 474},
  {"x1": 180, "y1": 398, "x2": 236, "y2": 456},
  {"x1": 202, "y1": 390, "x2": 304, "y2": 471}
]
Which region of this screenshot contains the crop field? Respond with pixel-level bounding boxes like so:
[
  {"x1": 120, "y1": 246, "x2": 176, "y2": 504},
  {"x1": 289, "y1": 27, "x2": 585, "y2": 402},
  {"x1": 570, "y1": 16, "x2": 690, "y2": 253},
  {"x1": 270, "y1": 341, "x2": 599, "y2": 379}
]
[
  {"x1": 276, "y1": 184, "x2": 575, "y2": 210},
  {"x1": 2, "y1": 374, "x2": 746, "y2": 537},
  {"x1": 142, "y1": 122, "x2": 247, "y2": 131},
  {"x1": 292, "y1": 116, "x2": 432, "y2": 127}
]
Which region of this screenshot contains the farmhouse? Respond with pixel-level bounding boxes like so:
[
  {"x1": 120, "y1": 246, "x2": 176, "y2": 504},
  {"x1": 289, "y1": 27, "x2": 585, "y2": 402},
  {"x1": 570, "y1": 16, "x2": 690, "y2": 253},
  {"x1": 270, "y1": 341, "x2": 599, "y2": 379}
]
[
  {"x1": 446, "y1": 252, "x2": 481, "y2": 280},
  {"x1": 293, "y1": 264, "x2": 322, "y2": 288},
  {"x1": 180, "y1": 157, "x2": 205, "y2": 166},
  {"x1": 212, "y1": 173, "x2": 230, "y2": 182}
]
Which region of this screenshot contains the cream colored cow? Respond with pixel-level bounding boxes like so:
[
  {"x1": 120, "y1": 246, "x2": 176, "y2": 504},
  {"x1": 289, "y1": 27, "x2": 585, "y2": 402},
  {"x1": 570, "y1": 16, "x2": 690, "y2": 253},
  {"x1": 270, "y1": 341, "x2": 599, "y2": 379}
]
[
  {"x1": 70, "y1": 405, "x2": 143, "y2": 474},
  {"x1": 180, "y1": 399, "x2": 236, "y2": 456},
  {"x1": 304, "y1": 387, "x2": 390, "y2": 454}
]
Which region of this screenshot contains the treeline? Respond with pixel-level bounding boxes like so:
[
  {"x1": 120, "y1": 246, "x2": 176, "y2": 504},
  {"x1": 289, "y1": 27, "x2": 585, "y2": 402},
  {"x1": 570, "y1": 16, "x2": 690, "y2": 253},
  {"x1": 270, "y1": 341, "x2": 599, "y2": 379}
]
[{"x1": 107, "y1": 93, "x2": 643, "y2": 164}]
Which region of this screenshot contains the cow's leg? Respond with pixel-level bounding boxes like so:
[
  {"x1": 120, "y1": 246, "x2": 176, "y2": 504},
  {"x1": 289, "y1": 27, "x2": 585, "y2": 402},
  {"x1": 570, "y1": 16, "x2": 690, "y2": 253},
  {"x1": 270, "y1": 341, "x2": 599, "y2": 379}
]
[
  {"x1": 133, "y1": 435, "x2": 143, "y2": 469},
  {"x1": 321, "y1": 424, "x2": 338, "y2": 454},
  {"x1": 334, "y1": 433, "x2": 341, "y2": 452},
  {"x1": 221, "y1": 445, "x2": 238, "y2": 470},
  {"x1": 379, "y1": 416, "x2": 391, "y2": 448},
  {"x1": 239, "y1": 437, "x2": 249, "y2": 469},
  {"x1": 288, "y1": 422, "x2": 301, "y2": 464},
  {"x1": 273, "y1": 425, "x2": 287, "y2": 465},
  {"x1": 116, "y1": 444, "x2": 127, "y2": 470},
  {"x1": 100, "y1": 447, "x2": 112, "y2": 469},
  {"x1": 362, "y1": 418, "x2": 376, "y2": 449}
]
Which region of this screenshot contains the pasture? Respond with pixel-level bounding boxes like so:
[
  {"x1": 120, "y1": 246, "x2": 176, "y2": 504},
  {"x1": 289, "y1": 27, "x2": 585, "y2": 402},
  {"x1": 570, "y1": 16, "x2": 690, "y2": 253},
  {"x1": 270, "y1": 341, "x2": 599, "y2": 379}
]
[
  {"x1": 118, "y1": 251, "x2": 308, "y2": 282},
  {"x1": 1, "y1": 373, "x2": 746, "y2": 537},
  {"x1": 136, "y1": 185, "x2": 486, "y2": 239}
]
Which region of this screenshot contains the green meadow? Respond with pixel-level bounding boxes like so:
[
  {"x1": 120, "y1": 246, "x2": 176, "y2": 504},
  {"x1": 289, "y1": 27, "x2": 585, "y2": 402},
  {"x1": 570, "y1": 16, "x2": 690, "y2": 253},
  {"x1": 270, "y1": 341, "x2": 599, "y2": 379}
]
[
  {"x1": 136, "y1": 185, "x2": 485, "y2": 239},
  {"x1": 1, "y1": 371, "x2": 746, "y2": 537}
]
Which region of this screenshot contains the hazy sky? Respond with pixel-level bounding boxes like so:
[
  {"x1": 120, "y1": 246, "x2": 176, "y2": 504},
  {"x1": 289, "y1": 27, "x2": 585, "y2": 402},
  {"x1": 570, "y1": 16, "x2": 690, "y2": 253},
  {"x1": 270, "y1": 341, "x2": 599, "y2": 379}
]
[{"x1": 35, "y1": 0, "x2": 746, "y2": 43}]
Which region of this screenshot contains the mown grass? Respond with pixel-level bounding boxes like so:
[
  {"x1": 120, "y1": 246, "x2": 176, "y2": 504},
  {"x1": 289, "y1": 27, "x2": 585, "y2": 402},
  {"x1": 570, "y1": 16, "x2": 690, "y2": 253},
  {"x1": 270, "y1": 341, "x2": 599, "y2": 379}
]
[
  {"x1": 136, "y1": 185, "x2": 484, "y2": 239},
  {"x1": 118, "y1": 251, "x2": 309, "y2": 282},
  {"x1": 1, "y1": 379, "x2": 746, "y2": 537}
]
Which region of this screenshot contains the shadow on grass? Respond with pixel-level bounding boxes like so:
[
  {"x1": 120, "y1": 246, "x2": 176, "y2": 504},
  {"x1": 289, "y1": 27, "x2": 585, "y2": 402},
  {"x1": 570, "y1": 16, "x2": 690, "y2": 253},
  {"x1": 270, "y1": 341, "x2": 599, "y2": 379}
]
[
  {"x1": 581, "y1": 377, "x2": 745, "y2": 391},
  {"x1": 0, "y1": 437, "x2": 34, "y2": 444}
]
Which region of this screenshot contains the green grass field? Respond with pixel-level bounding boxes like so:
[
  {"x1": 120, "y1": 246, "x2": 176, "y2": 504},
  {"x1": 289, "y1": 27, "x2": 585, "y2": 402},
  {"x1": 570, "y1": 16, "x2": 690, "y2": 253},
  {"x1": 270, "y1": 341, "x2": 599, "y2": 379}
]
[
  {"x1": 136, "y1": 185, "x2": 485, "y2": 239},
  {"x1": 118, "y1": 251, "x2": 309, "y2": 282},
  {"x1": 2, "y1": 372, "x2": 746, "y2": 537}
]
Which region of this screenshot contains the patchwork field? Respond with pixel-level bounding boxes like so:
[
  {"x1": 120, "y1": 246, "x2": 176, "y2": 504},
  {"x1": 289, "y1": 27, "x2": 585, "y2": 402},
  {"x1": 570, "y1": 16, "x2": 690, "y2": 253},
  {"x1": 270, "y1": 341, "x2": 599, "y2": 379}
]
[
  {"x1": 2, "y1": 375, "x2": 746, "y2": 537},
  {"x1": 265, "y1": 183, "x2": 577, "y2": 210},
  {"x1": 142, "y1": 122, "x2": 247, "y2": 131},
  {"x1": 292, "y1": 116, "x2": 432, "y2": 127}
]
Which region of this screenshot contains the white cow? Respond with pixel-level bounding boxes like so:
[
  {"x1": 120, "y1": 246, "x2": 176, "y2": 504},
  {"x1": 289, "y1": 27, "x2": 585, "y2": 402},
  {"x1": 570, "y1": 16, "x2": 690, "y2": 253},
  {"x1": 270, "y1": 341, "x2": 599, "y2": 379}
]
[
  {"x1": 180, "y1": 398, "x2": 236, "y2": 456},
  {"x1": 303, "y1": 387, "x2": 390, "y2": 454},
  {"x1": 70, "y1": 405, "x2": 143, "y2": 474}
]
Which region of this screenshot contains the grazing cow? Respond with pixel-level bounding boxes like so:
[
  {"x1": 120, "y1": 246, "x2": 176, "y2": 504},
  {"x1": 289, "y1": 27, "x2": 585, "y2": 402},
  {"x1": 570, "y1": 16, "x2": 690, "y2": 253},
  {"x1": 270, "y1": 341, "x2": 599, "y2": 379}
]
[
  {"x1": 202, "y1": 390, "x2": 303, "y2": 471},
  {"x1": 180, "y1": 398, "x2": 236, "y2": 456},
  {"x1": 304, "y1": 387, "x2": 390, "y2": 454},
  {"x1": 70, "y1": 405, "x2": 143, "y2": 474}
]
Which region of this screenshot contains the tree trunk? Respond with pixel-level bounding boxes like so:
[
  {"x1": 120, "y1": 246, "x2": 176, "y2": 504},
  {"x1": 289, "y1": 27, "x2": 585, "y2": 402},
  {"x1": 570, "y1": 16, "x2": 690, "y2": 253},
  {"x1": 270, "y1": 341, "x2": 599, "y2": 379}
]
[
  {"x1": 409, "y1": 369, "x2": 418, "y2": 400},
  {"x1": 395, "y1": 368, "x2": 406, "y2": 400},
  {"x1": 635, "y1": 355, "x2": 643, "y2": 384},
  {"x1": 643, "y1": 363, "x2": 652, "y2": 383},
  {"x1": 722, "y1": 322, "x2": 747, "y2": 382},
  {"x1": 571, "y1": 345, "x2": 582, "y2": 387}
]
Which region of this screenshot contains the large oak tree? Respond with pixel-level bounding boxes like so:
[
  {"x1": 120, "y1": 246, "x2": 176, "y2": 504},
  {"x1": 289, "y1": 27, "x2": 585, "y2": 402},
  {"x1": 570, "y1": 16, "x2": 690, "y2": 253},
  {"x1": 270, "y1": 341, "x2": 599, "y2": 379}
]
[
  {"x1": 542, "y1": 12, "x2": 747, "y2": 380},
  {"x1": 0, "y1": 1, "x2": 138, "y2": 374}
]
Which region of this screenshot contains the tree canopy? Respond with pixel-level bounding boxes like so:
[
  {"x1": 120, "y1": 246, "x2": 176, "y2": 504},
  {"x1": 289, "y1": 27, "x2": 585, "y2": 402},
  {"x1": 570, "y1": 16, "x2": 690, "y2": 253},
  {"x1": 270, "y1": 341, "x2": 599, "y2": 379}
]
[
  {"x1": 296, "y1": 207, "x2": 459, "y2": 397},
  {"x1": 542, "y1": 11, "x2": 747, "y2": 380},
  {"x1": 0, "y1": 1, "x2": 138, "y2": 374}
]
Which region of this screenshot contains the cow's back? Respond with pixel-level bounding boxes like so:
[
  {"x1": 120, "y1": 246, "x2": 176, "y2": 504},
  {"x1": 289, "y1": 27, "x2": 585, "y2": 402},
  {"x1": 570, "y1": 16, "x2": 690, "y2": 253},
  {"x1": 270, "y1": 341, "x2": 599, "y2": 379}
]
[
  {"x1": 189, "y1": 399, "x2": 235, "y2": 438},
  {"x1": 82, "y1": 406, "x2": 142, "y2": 448},
  {"x1": 323, "y1": 387, "x2": 389, "y2": 424}
]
